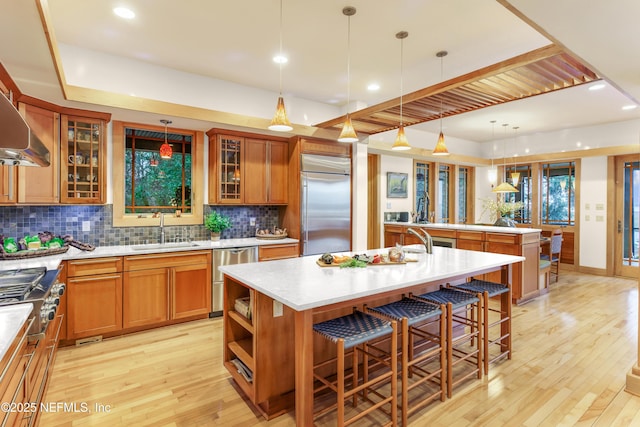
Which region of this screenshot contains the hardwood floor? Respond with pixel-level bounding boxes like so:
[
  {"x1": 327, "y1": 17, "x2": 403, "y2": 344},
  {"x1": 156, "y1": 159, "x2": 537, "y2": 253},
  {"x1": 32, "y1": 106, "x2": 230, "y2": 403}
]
[{"x1": 41, "y1": 271, "x2": 640, "y2": 426}]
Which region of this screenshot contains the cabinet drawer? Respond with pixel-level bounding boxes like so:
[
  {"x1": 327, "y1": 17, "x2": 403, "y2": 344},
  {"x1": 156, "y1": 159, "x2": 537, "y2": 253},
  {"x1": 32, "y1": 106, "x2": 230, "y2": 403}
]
[
  {"x1": 424, "y1": 228, "x2": 457, "y2": 238},
  {"x1": 259, "y1": 244, "x2": 299, "y2": 261},
  {"x1": 67, "y1": 257, "x2": 123, "y2": 277},
  {"x1": 384, "y1": 225, "x2": 404, "y2": 233},
  {"x1": 456, "y1": 230, "x2": 484, "y2": 241},
  {"x1": 125, "y1": 250, "x2": 211, "y2": 271},
  {"x1": 486, "y1": 233, "x2": 519, "y2": 245}
]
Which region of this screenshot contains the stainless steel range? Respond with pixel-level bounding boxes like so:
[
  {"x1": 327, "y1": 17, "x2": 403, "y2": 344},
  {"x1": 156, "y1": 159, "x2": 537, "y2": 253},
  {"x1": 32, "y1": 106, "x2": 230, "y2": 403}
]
[{"x1": 0, "y1": 267, "x2": 65, "y2": 336}]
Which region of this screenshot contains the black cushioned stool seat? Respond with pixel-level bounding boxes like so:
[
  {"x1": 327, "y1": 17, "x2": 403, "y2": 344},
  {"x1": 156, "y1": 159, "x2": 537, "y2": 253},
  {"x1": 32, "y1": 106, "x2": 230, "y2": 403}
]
[{"x1": 313, "y1": 310, "x2": 398, "y2": 426}]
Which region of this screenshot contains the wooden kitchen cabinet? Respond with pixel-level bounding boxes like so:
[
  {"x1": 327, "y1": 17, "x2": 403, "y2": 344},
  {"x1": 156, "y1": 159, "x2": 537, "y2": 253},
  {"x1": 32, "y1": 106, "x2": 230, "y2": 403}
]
[
  {"x1": 0, "y1": 318, "x2": 31, "y2": 427},
  {"x1": 223, "y1": 275, "x2": 295, "y2": 419},
  {"x1": 244, "y1": 139, "x2": 289, "y2": 205},
  {"x1": 384, "y1": 224, "x2": 405, "y2": 247},
  {"x1": 60, "y1": 115, "x2": 106, "y2": 203},
  {"x1": 0, "y1": 166, "x2": 16, "y2": 204},
  {"x1": 17, "y1": 103, "x2": 60, "y2": 204},
  {"x1": 66, "y1": 257, "x2": 123, "y2": 340},
  {"x1": 123, "y1": 251, "x2": 212, "y2": 329},
  {"x1": 207, "y1": 129, "x2": 289, "y2": 205},
  {"x1": 456, "y1": 230, "x2": 485, "y2": 251},
  {"x1": 258, "y1": 242, "x2": 299, "y2": 261}
]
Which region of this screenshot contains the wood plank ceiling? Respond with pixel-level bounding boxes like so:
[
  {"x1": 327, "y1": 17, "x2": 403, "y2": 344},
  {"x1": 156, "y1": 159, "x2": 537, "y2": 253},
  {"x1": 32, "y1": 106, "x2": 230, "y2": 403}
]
[{"x1": 314, "y1": 44, "x2": 601, "y2": 136}]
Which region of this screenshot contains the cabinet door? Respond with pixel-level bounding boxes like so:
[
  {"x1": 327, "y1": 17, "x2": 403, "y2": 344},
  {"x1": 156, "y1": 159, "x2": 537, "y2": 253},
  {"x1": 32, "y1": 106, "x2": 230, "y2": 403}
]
[
  {"x1": 244, "y1": 139, "x2": 268, "y2": 204},
  {"x1": 17, "y1": 103, "x2": 59, "y2": 203},
  {"x1": 171, "y1": 263, "x2": 211, "y2": 319},
  {"x1": 61, "y1": 116, "x2": 105, "y2": 203},
  {"x1": 0, "y1": 165, "x2": 16, "y2": 204},
  {"x1": 268, "y1": 140, "x2": 288, "y2": 204},
  {"x1": 67, "y1": 273, "x2": 122, "y2": 339},
  {"x1": 213, "y1": 135, "x2": 243, "y2": 204},
  {"x1": 123, "y1": 268, "x2": 169, "y2": 328}
]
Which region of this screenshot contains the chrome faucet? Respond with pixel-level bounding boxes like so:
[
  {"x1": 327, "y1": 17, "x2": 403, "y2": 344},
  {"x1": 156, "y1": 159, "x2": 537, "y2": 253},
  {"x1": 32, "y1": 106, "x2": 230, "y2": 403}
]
[
  {"x1": 407, "y1": 227, "x2": 433, "y2": 254},
  {"x1": 159, "y1": 213, "x2": 165, "y2": 244}
]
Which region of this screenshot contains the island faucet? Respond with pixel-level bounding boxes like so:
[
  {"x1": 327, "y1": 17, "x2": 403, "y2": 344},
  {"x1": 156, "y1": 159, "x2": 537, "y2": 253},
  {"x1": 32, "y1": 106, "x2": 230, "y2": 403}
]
[
  {"x1": 407, "y1": 227, "x2": 433, "y2": 254},
  {"x1": 159, "y1": 213, "x2": 165, "y2": 244}
]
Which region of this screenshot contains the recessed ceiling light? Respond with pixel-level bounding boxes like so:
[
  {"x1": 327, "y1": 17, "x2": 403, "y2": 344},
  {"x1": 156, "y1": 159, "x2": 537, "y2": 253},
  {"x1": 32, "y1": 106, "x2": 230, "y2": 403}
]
[
  {"x1": 367, "y1": 83, "x2": 380, "y2": 91},
  {"x1": 273, "y1": 55, "x2": 288, "y2": 64},
  {"x1": 622, "y1": 104, "x2": 638, "y2": 110},
  {"x1": 113, "y1": 7, "x2": 135, "y2": 19},
  {"x1": 588, "y1": 83, "x2": 605, "y2": 91}
]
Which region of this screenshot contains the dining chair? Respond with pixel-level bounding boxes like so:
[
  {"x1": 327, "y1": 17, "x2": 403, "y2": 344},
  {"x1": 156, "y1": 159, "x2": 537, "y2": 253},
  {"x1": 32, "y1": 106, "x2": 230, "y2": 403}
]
[{"x1": 541, "y1": 229, "x2": 562, "y2": 282}]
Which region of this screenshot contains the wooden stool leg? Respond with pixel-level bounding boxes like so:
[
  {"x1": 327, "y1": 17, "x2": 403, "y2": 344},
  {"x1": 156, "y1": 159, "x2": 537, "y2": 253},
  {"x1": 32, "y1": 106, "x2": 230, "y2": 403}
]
[
  {"x1": 352, "y1": 344, "x2": 359, "y2": 407},
  {"x1": 337, "y1": 339, "x2": 345, "y2": 426},
  {"x1": 445, "y1": 301, "x2": 453, "y2": 398},
  {"x1": 483, "y1": 291, "x2": 490, "y2": 375},
  {"x1": 401, "y1": 317, "x2": 409, "y2": 427}
]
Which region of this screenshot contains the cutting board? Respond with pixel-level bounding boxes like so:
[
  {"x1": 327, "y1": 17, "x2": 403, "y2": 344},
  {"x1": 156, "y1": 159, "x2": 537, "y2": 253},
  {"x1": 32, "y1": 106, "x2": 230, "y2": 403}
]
[{"x1": 316, "y1": 258, "x2": 417, "y2": 267}]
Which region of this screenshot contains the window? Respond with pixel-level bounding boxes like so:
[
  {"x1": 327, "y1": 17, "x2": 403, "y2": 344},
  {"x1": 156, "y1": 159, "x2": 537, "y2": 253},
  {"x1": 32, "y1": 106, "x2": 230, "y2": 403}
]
[
  {"x1": 506, "y1": 164, "x2": 532, "y2": 224},
  {"x1": 458, "y1": 166, "x2": 471, "y2": 224},
  {"x1": 112, "y1": 121, "x2": 204, "y2": 227},
  {"x1": 414, "y1": 162, "x2": 431, "y2": 222},
  {"x1": 125, "y1": 127, "x2": 192, "y2": 214},
  {"x1": 438, "y1": 164, "x2": 451, "y2": 223},
  {"x1": 541, "y1": 161, "x2": 575, "y2": 226}
]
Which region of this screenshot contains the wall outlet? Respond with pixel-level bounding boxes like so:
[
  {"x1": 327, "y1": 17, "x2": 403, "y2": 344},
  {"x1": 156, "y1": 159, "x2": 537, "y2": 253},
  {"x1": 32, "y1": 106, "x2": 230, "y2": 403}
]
[
  {"x1": 386, "y1": 202, "x2": 392, "y2": 209},
  {"x1": 82, "y1": 221, "x2": 91, "y2": 231},
  {"x1": 250, "y1": 217, "x2": 256, "y2": 226},
  {"x1": 273, "y1": 300, "x2": 283, "y2": 317}
]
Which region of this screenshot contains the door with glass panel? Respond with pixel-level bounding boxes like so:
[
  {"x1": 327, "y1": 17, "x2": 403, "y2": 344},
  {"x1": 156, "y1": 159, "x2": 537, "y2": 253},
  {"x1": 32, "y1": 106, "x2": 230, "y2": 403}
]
[{"x1": 616, "y1": 155, "x2": 639, "y2": 277}]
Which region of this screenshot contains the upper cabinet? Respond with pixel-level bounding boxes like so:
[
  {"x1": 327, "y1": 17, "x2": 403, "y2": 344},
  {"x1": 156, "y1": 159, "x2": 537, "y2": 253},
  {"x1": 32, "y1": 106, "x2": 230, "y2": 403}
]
[
  {"x1": 17, "y1": 103, "x2": 60, "y2": 204},
  {"x1": 208, "y1": 129, "x2": 289, "y2": 205},
  {"x1": 60, "y1": 115, "x2": 106, "y2": 203}
]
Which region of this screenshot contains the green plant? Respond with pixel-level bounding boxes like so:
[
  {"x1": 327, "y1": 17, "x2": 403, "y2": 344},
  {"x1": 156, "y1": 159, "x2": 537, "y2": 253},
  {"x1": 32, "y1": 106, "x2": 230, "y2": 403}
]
[
  {"x1": 481, "y1": 197, "x2": 524, "y2": 222},
  {"x1": 204, "y1": 211, "x2": 232, "y2": 233}
]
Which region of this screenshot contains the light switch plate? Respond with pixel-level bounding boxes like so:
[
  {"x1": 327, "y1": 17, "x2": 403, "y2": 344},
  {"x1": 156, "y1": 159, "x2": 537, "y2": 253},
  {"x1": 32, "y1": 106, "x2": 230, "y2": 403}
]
[{"x1": 250, "y1": 217, "x2": 256, "y2": 226}]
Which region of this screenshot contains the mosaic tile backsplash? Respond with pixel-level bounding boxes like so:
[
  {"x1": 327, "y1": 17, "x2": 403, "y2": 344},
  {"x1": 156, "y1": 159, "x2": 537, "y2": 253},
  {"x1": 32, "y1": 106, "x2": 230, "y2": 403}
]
[{"x1": 0, "y1": 205, "x2": 282, "y2": 246}]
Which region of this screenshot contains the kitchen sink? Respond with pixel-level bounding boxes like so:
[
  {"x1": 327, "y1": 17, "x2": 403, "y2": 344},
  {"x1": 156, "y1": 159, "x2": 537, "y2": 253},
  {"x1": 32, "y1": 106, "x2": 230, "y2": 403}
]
[{"x1": 130, "y1": 242, "x2": 200, "y2": 251}]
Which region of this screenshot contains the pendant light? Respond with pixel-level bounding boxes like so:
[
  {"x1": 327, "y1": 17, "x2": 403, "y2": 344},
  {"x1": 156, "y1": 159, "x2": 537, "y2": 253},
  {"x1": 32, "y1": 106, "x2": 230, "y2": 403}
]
[
  {"x1": 487, "y1": 120, "x2": 498, "y2": 186},
  {"x1": 510, "y1": 126, "x2": 521, "y2": 187},
  {"x1": 337, "y1": 6, "x2": 358, "y2": 143},
  {"x1": 493, "y1": 123, "x2": 519, "y2": 193},
  {"x1": 391, "y1": 31, "x2": 411, "y2": 151},
  {"x1": 159, "y1": 119, "x2": 172, "y2": 159},
  {"x1": 432, "y1": 50, "x2": 450, "y2": 156},
  {"x1": 268, "y1": 0, "x2": 293, "y2": 132}
]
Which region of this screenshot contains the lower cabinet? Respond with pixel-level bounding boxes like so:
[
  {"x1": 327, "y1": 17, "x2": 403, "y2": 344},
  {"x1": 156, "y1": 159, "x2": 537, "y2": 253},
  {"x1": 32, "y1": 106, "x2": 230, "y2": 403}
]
[
  {"x1": 123, "y1": 251, "x2": 212, "y2": 329},
  {"x1": 258, "y1": 243, "x2": 299, "y2": 261}
]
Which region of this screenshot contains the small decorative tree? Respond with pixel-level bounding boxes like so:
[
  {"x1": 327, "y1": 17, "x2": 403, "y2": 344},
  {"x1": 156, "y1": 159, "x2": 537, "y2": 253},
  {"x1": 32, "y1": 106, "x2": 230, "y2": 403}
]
[{"x1": 480, "y1": 197, "x2": 524, "y2": 227}]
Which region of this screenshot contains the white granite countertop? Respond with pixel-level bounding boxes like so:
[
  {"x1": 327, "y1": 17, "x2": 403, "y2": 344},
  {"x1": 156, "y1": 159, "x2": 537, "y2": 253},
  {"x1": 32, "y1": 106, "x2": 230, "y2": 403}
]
[
  {"x1": 0, "y1": 304, "x2": 32, "y2": 362},
  {"x1": 385, "y1": 221, "x2": 542, "y2": 235},
  {"x1": 0, "y1": 237, "x2": 298, "y2": 271},
  {"x1": 219, "y1": 245, "x2": 525, "y2": 311}
]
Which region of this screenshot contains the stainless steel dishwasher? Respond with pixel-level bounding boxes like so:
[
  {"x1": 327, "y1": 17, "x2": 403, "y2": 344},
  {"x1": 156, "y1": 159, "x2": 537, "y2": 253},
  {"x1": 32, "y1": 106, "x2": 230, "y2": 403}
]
[{"x1": 210, "y1": 246, "x2": 258, "y2": 317}]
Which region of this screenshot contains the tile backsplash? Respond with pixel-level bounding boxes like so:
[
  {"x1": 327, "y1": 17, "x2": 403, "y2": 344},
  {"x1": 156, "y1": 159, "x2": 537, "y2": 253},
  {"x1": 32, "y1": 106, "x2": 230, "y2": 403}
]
[{"x1": 0, "y1": 205, "x2": 282, "y2": 246}]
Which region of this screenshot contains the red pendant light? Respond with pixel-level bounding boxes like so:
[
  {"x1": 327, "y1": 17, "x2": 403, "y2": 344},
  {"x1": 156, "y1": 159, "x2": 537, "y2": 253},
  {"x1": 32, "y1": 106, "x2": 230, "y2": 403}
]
[{"x1": 160, "y1": 119, "x2": 172, "y2": 159}]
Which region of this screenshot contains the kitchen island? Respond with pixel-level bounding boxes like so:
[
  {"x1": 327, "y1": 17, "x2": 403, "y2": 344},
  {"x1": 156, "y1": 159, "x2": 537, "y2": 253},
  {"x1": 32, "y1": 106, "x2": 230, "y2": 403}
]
[{"x1": 220, "y1": 246, "x2": 524, "y2": 425}]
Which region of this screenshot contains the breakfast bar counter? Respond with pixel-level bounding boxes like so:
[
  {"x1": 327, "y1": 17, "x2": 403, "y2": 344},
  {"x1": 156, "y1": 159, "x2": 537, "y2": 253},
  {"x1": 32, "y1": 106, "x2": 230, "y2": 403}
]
[{"x1": 220, "y1": 246, "x2": 524, "y2": 425}]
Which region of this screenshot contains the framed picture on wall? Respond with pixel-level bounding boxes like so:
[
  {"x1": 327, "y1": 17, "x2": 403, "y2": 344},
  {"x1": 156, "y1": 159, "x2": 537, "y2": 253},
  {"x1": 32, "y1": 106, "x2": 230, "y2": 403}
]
[{"x1": 387, "y1": 172, "x2": 408, "y2": 198}]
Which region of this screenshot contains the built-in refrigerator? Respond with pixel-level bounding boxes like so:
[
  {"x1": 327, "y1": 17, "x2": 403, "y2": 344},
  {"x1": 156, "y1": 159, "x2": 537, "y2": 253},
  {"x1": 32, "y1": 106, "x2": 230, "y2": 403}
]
[{"x1": 300, "y1": 154, "x2": 351, "y2": 256}]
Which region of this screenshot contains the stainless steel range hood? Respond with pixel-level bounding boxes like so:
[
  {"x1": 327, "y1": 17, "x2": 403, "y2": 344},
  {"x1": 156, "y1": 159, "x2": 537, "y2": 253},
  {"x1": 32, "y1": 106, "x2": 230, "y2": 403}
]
[{"x1": 0, "y1": 94, "x2": 50, "y2": 167}]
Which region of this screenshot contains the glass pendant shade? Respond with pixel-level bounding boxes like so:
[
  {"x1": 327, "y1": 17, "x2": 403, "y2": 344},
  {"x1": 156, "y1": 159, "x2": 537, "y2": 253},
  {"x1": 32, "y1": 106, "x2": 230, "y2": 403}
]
[
  {"x1": 432, "y1": 131, "x2": 449, "y2": 156},
  {"x1": 338, "y1": 115, "x2": 358, "y2": 142},
  {"x1": 268, "y1": 96, "x2": 293, "y2": 132},
  {"x1": 510, "y1": 171, "x2": 521, "y2": 187},
  {"x1": 493, "y1": 181, "x2": 519, "y2": 193},
  {"x1": 159, "y1": 119, "x2": 172, "y2": 159},
  {"x1": 392, "y1": 125, "x2": 411, "y2": 151},
  {"x1": 488, "y1": 167, "x2": 497, "y2": 185}
]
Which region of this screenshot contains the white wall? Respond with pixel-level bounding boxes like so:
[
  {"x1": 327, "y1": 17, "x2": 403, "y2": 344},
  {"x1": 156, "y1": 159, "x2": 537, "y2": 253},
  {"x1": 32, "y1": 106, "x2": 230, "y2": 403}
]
[{"x1": 579, "y1": 156, "x2": 608, "y2": 269}]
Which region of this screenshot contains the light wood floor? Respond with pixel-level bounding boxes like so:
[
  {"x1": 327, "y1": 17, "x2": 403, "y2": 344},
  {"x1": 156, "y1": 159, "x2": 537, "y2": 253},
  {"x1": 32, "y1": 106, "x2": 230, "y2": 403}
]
[{"x1": 41, "y1": 271, "x2": 640, "y2": 426}]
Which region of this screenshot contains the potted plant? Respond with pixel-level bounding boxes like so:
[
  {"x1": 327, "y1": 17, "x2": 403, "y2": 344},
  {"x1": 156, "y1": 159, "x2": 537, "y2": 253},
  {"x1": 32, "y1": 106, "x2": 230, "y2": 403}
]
[
  {"x1": 480, "y1": 197, "x2": 524, "y2": 227},
  {"x1": 204, "y1": 211, "x2": 232, "y2": 240}
]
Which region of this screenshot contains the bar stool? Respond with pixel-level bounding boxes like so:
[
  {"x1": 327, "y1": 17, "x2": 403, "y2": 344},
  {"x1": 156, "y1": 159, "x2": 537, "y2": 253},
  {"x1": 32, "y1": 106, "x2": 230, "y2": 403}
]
[
  {"x1": 366, "y1": 297, "x2": 446, "y2": 426},
  {"x1": 313, "y1": 309, "x2": 398, "y2": 427},
  {"x1": 453, "y1": 278, "x2": 511, "y2": 375},
  {"x1": 412, "y1": 287, "x2": 482, "y2": 398}
]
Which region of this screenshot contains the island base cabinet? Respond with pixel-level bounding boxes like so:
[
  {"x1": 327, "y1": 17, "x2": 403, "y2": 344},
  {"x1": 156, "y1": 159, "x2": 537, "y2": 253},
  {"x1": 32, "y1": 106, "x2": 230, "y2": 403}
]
[
  {"x1": 223, "y1": 276, "x2": 295, "y2": 420},
  {"x1": 67, "y1": 274, "x2": 123, "y2": 340}
]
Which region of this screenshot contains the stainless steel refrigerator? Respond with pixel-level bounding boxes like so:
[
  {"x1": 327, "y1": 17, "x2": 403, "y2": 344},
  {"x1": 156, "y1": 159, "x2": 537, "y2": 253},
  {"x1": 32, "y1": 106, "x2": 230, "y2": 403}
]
[{"x1": 301, "y1": 154, "x2": 351, "y2": 256}]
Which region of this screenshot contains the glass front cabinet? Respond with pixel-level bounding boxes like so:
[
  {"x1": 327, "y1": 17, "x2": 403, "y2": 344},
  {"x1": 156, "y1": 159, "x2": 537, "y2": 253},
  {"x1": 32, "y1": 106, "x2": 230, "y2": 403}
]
[{"x1": 61, "y1": 116, "x2": 106, "y2": 203}]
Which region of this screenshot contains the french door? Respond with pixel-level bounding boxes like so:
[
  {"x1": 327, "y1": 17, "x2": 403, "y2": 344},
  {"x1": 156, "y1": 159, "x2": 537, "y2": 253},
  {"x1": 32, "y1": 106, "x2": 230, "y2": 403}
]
[{"x1": 616, "y1": 155, "x2": 640, "y2": 277}]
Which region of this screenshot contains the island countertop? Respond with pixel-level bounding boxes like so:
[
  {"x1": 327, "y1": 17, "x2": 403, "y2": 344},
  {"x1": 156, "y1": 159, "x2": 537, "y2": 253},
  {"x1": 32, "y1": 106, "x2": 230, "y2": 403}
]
[
  {"x1": 384, "y1": 221, "x2": 542, "y2": 235},
  {"x1": 219, "y1": 245, "x2": 524, "y2": 311}
]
